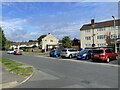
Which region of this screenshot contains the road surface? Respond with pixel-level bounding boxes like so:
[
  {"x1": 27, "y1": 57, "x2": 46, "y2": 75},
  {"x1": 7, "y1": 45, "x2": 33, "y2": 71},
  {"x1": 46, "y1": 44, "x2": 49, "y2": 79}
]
[{"x1": 2, "y1": 52, "x2": 118, "y2": 88}]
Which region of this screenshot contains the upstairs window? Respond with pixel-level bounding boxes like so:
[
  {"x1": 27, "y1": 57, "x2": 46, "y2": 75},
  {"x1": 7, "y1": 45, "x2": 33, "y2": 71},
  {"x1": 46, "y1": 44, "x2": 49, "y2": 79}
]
[
  {"x1": 85, "y1": 36, "x2": 91, "y2": 40},
  {"x1": 97, "y1": 35, "x2": 106, "y2": 39},
  {"x1": 85, "y1": 29, "x2": 91, "y2": 32},
  {"x1": 50, "y1": 40, "x2": 53, "y2": 42},
  {"x1": 97, "y1": 28, "x2": 105, "y2": 31}
]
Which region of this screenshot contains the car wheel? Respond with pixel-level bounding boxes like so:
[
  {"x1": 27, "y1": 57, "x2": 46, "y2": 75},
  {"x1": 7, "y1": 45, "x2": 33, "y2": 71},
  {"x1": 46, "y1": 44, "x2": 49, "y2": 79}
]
[
  {"x1": 106, "y1": 58, "x2": 110, "y2": 63},
  {"x1": 92, "y1": 59, "x2": 95, "y2": 62},
  {"x1": 56, "y1": 55, "x2": 58, "y2": 57},
  {"x1": 69, "y1": 55, "x2": 72, "y2": 59}
]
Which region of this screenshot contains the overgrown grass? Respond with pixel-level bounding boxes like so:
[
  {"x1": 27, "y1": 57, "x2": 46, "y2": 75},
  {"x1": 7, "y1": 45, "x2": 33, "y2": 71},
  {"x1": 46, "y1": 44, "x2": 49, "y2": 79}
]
[{"x1": 0, "y1": 57, "x2": 33, "y2": 77}]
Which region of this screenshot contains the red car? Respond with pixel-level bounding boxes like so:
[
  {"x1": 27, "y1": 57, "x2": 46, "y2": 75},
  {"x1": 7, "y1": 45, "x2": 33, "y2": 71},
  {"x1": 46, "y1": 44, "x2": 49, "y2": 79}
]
[
  {"x1": 14, "y1": 50, "x2": 22, "y2": 55},
  {"x1": 91, "y1": 48, "x2": 118, "y2": 63}
]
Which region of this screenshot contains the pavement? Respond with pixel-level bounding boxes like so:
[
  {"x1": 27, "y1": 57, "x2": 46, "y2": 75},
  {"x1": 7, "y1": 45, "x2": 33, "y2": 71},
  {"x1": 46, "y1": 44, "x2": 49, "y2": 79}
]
[
  {"x1": 0, "y1": 51, "x2": 33, "y2": 89},
  {"x1": 0, "y1": 62, "x2": 25, "y2": 89}
]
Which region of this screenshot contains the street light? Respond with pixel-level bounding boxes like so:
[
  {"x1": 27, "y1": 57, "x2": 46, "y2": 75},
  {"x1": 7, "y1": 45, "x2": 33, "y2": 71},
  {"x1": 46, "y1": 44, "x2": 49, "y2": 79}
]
[
  {"x1": 91, "y1": 19, "x2": 95, "y2": 47},
  {"x1": 112, "y1": 16, "x2": 117, "y2": 53}
]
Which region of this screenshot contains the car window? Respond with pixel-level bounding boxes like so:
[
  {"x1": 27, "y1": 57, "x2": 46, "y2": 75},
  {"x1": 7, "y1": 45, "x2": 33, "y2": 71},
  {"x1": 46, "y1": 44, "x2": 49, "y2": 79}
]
[
  {"x1": 62, "y1": 50, "x2": 67, "y2": 52},
  {"x1": 105, "y1": 49, "x2": 112, "y2": 53},
  {"x1": 68, "y1": 49, "x2": 77, "y2": 52},
  {"x1": 88, "y1": 50, "x2": 92, "y2": 53},
  {"x1": 92, "y1": 50, "x2": 103, "y2": 54}
]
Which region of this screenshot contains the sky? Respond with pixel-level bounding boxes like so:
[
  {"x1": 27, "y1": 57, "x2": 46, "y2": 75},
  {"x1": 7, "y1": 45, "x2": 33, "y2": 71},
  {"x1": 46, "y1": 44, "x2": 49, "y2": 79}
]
[{"x1": 1, "y1": 1, "x2": 119, "y2": 42}]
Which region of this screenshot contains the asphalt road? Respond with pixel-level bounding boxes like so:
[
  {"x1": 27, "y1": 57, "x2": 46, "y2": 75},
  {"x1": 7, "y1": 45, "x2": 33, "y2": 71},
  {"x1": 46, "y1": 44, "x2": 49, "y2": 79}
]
[{"x1": 2, "y1": 52, "x2": 119, "y2": 88}]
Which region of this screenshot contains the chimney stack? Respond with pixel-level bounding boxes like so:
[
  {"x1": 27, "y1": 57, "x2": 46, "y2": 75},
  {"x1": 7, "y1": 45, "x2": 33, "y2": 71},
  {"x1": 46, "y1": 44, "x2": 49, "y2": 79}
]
[{"x1": 91, "y1": 19, "x2": 95, "y2": 25}]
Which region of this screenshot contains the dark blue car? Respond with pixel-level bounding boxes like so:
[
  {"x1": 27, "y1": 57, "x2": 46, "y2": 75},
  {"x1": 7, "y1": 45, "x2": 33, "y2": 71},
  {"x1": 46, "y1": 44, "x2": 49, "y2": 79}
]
[
  {"x1": 77, "y1": 49, "x2": 93, "y2": 60},
  {"x1": 50, "y1": 50, "x2": 61, "y2": 57}
]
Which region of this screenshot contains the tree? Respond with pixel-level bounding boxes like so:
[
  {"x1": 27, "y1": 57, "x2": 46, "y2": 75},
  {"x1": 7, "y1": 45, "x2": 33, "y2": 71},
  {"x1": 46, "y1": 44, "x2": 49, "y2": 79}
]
[
  {"x1": 37, "y1": 35, "x2": 46, "y2": 44},
  {"x1": 72, "y1": 38, "x2": 80, "y2": 46},
  {"x1": 0, "y1": 27, "x2": 10, "y2": 50},
  {"x1": 105, "y1": 32, "x2": 115, "y2": 47},
  {"x1": 62, "y1": 36, "x2": 71, "y2": 48},
  {"x1": 0, "y1": 27, "x2": 7, "y2": 50}
]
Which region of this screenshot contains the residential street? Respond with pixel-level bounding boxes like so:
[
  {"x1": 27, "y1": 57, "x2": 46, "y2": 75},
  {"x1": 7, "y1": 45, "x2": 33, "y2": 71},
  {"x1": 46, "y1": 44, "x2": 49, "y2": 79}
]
[{"x1": 2, "y1": 52, "x2": 118, "y2": 88}]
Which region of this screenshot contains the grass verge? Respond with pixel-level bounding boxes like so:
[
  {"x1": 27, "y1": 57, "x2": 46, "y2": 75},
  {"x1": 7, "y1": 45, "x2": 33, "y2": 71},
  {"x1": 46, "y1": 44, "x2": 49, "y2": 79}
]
[
  {"x1": 22, "y1": 51, "x2": 49, "y2": 56},
  {"x1": 0, "y1": 57, "x2": 33, "y2": 77}
]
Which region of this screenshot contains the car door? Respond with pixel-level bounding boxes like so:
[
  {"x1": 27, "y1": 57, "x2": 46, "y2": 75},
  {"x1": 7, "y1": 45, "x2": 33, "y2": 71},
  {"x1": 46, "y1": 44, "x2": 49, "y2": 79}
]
[
  {"x1": 88, "y1": 50, "x2": 92, "y2": 58},
  {"x1": 105, "y1": 49, "x2": 113, "y2": 60},
  {"x1": 110, "y1": 49, "x2": 116, "y2": 59}
]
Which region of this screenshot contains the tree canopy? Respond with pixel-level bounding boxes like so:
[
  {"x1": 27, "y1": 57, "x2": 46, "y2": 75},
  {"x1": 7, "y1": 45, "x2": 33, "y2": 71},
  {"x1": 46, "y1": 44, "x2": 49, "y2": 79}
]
[
  {"x1": 0, "y1": 27, "x2": 10, "y2": 50},
  {"x1": 62, "y1": 36, "x2": 71, "y2": 48},
  {"x1": 37, "y1": 35, "x2": 46, "y2": 44},
  {"x1": 105, "y1": 32, "x2": 115, "y2": 47}
]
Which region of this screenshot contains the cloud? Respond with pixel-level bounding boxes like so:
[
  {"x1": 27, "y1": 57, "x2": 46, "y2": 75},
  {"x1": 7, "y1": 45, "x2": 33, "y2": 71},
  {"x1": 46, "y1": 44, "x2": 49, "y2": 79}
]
[{"x1": 1, "y1": 18, "x2": 40, "y2": 41}]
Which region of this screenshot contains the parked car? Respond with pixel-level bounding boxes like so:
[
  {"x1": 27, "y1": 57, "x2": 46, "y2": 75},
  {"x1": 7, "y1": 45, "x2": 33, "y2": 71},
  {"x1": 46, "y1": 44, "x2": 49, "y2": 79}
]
[
  {"x1": 14, "y1": 50, "x2": 22, "y2": 55},
  {"x1": 91, "y1": 48, "x2": 118, "y2": 63},
  {"x1": 50, "y1": 50, "x2": 61, "y2": 57},
  {"x1": 77, "y1": 49, "x2": 93, "y2": 60},
  {"x1": 61, "y1": 48, "x2": 79, "y2": 58},
  {"x1": 7, "y1": 50, "x2": 15, "y2": 54}
]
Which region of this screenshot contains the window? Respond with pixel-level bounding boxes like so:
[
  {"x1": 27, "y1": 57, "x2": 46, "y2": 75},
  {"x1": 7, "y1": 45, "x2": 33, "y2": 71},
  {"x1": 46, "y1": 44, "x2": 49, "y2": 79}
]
[
  {"x1": 105, "y1": 49, "x2": 112, "y2": 53},
  {"x1": 85, "y1": 36, "x2": 91, "y2": 40},
  {"x1": 97, "y1": 28, "x2": 105, "y2": 31},
  {"x1": 98, "y1": 43, "x2": 106, "y2": 47},
  {"x1": 97, "y1": 35, "x2": 106, "y2": 39},
  {"x1": 85, "y1": 44, "x2": 91, "y2": 47},
  {"x1": 50, "y1": 40, "x2": 53, "y2": 42},
  {"x1": 92, "y1": 50, "x2": 103, "y2": 54},
  {"x1": 85, "y1": 30, "x2": 90, "y2": 32},
  {"x1": 111, "y1": 34, "x2": 117, "y2": 38},
  {"x1": 118, "y1": 34, "x2": 120, "y2": 38},
  {"x1": 110, "y1": 26, "x2": 114, "y2": 30}
]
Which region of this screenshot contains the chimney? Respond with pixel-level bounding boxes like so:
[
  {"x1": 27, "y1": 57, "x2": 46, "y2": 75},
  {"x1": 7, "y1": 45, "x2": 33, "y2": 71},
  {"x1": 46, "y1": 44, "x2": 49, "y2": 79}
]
[{"x1": 91, "y1": 19, "x2": 95, "y2": 25}]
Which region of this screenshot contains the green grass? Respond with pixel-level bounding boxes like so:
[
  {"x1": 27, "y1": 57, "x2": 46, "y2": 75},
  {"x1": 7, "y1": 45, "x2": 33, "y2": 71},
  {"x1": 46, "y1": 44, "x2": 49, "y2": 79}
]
[
  {"x1": 23, "y1": 51, "x2": 49, "y2": 56},
  {"x1": 0, "y1": 57, "x2": 33, "y2": 77}
]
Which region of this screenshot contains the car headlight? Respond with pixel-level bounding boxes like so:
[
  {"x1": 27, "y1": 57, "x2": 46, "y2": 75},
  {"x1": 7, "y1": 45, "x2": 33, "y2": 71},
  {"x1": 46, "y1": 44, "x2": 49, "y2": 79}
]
[{"x1": 83, "y1": 53, "x2": 87, "y2": 56}]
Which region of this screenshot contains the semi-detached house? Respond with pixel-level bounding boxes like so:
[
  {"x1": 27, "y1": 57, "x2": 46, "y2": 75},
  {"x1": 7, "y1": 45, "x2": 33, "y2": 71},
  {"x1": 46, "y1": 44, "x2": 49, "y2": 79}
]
[{"x1": 80, "y1": 19, "x2": 120, "y2": 51}]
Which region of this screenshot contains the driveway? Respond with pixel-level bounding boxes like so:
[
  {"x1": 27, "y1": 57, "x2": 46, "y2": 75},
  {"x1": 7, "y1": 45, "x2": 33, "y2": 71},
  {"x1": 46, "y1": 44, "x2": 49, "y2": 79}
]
[{"x1": 2, "y1": 52, "x2": 118, "y2": 88}]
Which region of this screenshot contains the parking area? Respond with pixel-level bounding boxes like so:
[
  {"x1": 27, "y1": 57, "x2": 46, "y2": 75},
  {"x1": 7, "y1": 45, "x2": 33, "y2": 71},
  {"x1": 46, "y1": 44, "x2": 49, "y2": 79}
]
[{"x1": 47, "y1": 55, "x2": 119, "y2": 65}]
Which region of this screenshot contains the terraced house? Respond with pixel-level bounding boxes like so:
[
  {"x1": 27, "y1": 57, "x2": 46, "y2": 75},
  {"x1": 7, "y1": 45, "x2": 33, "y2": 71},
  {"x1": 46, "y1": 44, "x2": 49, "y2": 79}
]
[{"x1": 80, "y1": 19, "x2": 120, "y2": 52}]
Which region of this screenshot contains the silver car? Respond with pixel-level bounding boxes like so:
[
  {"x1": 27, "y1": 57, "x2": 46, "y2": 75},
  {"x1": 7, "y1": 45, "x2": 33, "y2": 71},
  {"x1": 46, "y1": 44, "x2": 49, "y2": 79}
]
[{"x1": 61, "y1": 48, "x2": 79, "y2": 58}]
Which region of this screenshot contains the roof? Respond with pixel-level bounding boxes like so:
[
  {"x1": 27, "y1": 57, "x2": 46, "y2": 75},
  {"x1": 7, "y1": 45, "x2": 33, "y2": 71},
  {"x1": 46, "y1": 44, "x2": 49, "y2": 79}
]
[
  {"x1": 42, "y1": 33, "x2": 59, "y2": 41},
  {"x1": 80, "y1": 19, "x2": 120, "y2": 30},
  {"x1": 11, "y1": 42, "x2": 37, "y2": 46}
]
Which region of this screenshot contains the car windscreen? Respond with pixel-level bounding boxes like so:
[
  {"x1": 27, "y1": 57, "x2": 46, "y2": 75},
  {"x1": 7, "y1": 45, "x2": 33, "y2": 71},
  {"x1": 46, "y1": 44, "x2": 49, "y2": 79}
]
[
  {"x1": 62, "y1": 50, "x2": 67, "y2": 52},
  {"x1": 68, "y1": 49, "x2": 77, "y2": 52},
  {"x1": 92, "y1": 50, "x2": 103, "y2": 54},
  {"x1": 79, "y1": 50, "x2": 88, "y2": 54}
]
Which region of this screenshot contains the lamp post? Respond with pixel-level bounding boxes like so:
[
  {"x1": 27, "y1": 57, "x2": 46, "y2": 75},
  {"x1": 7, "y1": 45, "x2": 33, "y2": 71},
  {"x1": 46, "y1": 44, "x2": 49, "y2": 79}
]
[
  {"x1": 112, "y1": 16, "x2": 117, "y2": 53},
  {"x1": 91, "y1": 19, "x2": 95, "y2": 47}
]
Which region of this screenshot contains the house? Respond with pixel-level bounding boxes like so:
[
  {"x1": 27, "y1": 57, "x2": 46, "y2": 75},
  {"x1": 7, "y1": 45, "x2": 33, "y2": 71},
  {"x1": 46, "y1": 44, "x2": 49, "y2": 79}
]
[
  {"x1": 10, "y1": 41, "x2": 39, "y2": 50},
  {"x1": 80, "y1": 19, "x2": 120, "y2": 51},
  {"x1": 40, "y1": 33, "x2": 59, "y2": 51}
]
